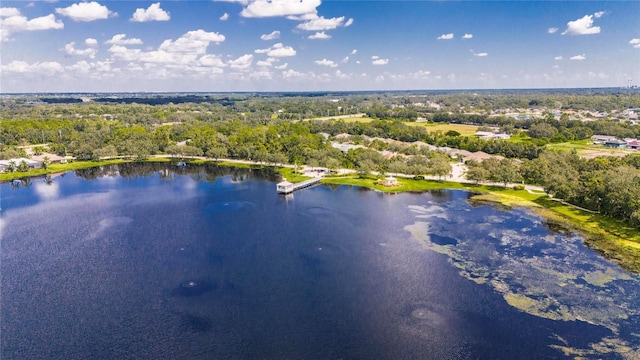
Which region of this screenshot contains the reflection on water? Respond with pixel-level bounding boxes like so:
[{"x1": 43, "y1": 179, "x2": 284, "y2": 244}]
[{"x1": 1, "y1": 164, "x2": 639, "y2": 359}]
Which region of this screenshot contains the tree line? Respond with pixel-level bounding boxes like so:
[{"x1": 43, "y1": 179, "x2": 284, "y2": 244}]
[{"x1": 467, "y1": 152, "x2": 640, "y2": 227}]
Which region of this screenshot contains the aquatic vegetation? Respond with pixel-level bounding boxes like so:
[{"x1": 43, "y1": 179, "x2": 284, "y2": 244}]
[{"x1": 405, "y1": 202, "x2": 640, "y2": 357}]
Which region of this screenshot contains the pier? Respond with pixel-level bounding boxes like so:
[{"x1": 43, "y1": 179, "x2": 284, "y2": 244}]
[{"x1": 276, "y1": 177, "x2": 322, "y2": 194}]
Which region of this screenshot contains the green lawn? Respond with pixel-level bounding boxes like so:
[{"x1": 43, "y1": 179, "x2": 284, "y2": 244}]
[
  {"x1": 405, "y1": 122, "x2": 479, "y2": 136},
  {"x1": 0, "y1": 159, "x2": 131, "y2": 181}
]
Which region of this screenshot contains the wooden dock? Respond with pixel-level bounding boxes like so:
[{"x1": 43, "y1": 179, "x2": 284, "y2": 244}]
[{"x1": 276, "y1": 177, "x2": 322, "y2": 194}]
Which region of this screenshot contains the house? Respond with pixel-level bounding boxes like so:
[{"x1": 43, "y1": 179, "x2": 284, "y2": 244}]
[
  {"x1": 0, "y1": 158, "x2": 42, "y2": 171},
  {"x1": 31, "y1": 153, "x2": 66, "y2": 164},
  {"x1": 331, "y1": 142, "x2": 365, "y2": 153},
  {"x1": 475, "y1": 131, "x2": 511, "y2": 140},
  {"x1": 463, "y1": 151, "x2": 495, "y2": 162},
  {"x1": 591, "y1": 135, "x2": 618, "y2": 143},
  {"x1": 604, "y1": 140, "x2": 627, "y2": 148},
  {"x1": 627, "y1": 141, "x2": 640, "y2": 150}
]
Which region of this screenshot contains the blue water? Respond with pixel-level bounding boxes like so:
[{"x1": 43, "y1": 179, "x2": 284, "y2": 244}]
[{"x1": 1, "y1": 164, "x2": 638, "y2": 359}]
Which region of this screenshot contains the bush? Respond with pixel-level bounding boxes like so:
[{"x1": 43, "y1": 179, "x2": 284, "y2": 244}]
[
  {"x1": 513, "y1": 185, "x2": 526, "y2": 190},
  {"x1": 413, "y1": 175, "x2": 425, "y2": 180}
]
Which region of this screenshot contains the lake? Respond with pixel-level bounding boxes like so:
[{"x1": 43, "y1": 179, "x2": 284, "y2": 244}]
[{"x1": 1, "y1": 163, "x2": 639, "y2": 359}]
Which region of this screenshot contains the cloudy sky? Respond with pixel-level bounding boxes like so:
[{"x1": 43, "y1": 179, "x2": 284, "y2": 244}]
[{"x1": 1, "y1": 0, "x2": 639, "y2": 92}]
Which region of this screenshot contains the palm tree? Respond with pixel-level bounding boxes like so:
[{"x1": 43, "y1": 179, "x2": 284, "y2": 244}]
[{"x1": 43, "y1": 156, "x2": 51, "y2": 169}]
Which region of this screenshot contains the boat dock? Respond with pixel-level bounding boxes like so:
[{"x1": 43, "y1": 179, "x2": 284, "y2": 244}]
[{"x1": 276, "y1": 177, "x2": 322, "y2": 194}]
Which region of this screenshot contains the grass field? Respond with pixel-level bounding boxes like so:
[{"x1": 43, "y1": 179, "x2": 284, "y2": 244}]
[
  {"x1": 546, "y1": 140, "x2": 635, "y2": 158},
  {"x1": 406, "y1": 122, "x2": 479, "y2": 136},
  {"x1": 340, "y1": 117, "x2": 373, "y2": 123}
]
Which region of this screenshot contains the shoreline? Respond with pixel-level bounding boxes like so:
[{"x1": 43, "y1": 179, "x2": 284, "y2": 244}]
[{"x1": 2, "y1": 157, "x2": 639, "y2": 273}]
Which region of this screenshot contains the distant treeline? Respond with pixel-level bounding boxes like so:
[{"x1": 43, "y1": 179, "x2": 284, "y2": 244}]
[
  {"x1": 40, "y1": 98, "x2": 83, "y2": 104},
  {"x1": 92, "y1": 96, "x2": 239, "y2": 106}
]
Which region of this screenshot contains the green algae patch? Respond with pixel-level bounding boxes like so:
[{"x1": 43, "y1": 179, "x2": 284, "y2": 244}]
[
  {"x1": 405, "y1": 201, "x2": 640, "y2": 358},
  {"x1": 583, "y1": 269, "x2": 632, "y2": 287}
]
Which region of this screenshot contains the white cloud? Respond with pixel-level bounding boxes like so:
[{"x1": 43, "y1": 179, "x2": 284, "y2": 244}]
[
  {"x1": 228, "y1": 54, "x2": 253, "y2": 69},
  {"x1": 274, "y1": 63, "x2": 288, "y2": 70},
  {"x1": 106, "y1": 34, "x2": 143, "y2": 45},
  {"x1": 341, "y1": 56, "x2": 349, "y2": 63},
  {"x1": 131, "y1": 2, "x2": 170, "y2": 22},
  {"x1": 570, "y1": 54, "x2": 586, "y2": 60},
  {"x1": 371, "y1": 55, "x2": 379, "y2": 60},
  {"x1": 260, "y1": 30, "x2": 280, "y2": 40},
  {"x1": 64, "y1": 42, "x2": 98, "y2": 58},
  {"x1": 282, "y1": 69, "x2": 306, "y2": 78},
  {"x1": 308, "y1": 31, "x2": 331, "y2": 40},
  {"x1": 240, "y1": 0, "x2": 321, "y2": 18},
  {"x1": 345, "y1": 18, "x2": 353, "y2": 27},
  {"x1": 562, "y1": 12, "x2": 604, "y2": 35},
  {"x1": 408, "y1": 70, "x2": 431, "y2": 80},
  {"x1": 0, "y1": 9, "x2": 63, "y2": 42},
  {"x1": 554, "y1": 56, "x2": 563, "y2": 60},
  {"x1": 65, "y1": 59, "x2": 117, "y2": 79},
  {"x1": 1, "y1": 60, "x2": 63, "y2": 75},
  {"x1": 315, "y1": 58, "x2": 337, "y2": 67},
  {"x1": 85, "y1": 37, "x2": 98, "y2": 46},
  {"x1": 437, "y1": 33, "x2": 454, "y2": 40},
  {"x1": 159, "y1": 29, "x2": 225, "y2": 53},
  {"x1": 462, "y1": 33, "x2": 473, "y2": 39},
  {"x1": 335, "y1": 70, "x2": 348, "y2": 79},
  {"x1": 257, "y1": 60, "x2": 273, "y2": 67},
  {"x1": 297, "y1": 16, "x2": 351, "y2": 31},
  {"x1": 351, "y1": 49, "x2": 357, "y2": 55},
  {"x1": 219, "y1": 12, "x2": 229, "y2": 21},
  {"x1": 630, "y1": 38, "x2": 640, "y2": 49},
  {"x1": 254, "y1": 43, "x2": 296, "y2": 57},
  {"x1": 547, "y1": 27, "x2": 558, "y2": 34},
  {"x1": 0, "y1": 7, "x2": 21, "y2": 17},
  {"x1": 56, "y1": 2, "x2": 115, "y2": 22},
  {"x1": 199, "y1": 54, "x2": 226, "y2": 67},
  {"x1": 372, "y1": 58, "x2": 389, "y2": 65},
  {"x1": 474, "y1": 52, "x2": 488, "y2": 57}
]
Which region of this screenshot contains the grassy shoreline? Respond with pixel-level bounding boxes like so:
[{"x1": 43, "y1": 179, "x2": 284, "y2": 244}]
[{"x1": 3, "y1": 159, "x2": 639, "y2": 273}]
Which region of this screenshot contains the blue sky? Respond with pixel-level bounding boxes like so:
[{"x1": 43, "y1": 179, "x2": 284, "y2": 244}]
[{"x1": 1, "y1": 0, "x2": 639, "y2": 92}]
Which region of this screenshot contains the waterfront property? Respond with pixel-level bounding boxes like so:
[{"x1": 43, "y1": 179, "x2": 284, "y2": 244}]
[{"x1": 0, "y1": 158, "x2": 42, "y2": 171}]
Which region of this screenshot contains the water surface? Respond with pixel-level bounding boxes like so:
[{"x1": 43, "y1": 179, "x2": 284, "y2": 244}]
[{"x1": 1, "y1": 164, "x2": 639, "y2": 359}]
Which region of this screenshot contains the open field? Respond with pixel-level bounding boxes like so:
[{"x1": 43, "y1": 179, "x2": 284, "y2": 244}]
[
  {"x1": 545, "y1": 140, "x2": 637, "y2": 158},
  {"x1": 406, "y1": 122, "x2": 479, "y2": 136}
]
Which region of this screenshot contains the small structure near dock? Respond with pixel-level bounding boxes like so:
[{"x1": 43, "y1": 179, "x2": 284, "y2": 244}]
[
  {"x1": 276, "y1": 177, "x2": 322, "y2": 194},
  {"x1": 382, "y1": 176, "x2": 399, "y2": 186},
  {"x1": 379, "y1": 175, "x2": 401, "y2": 187}
]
